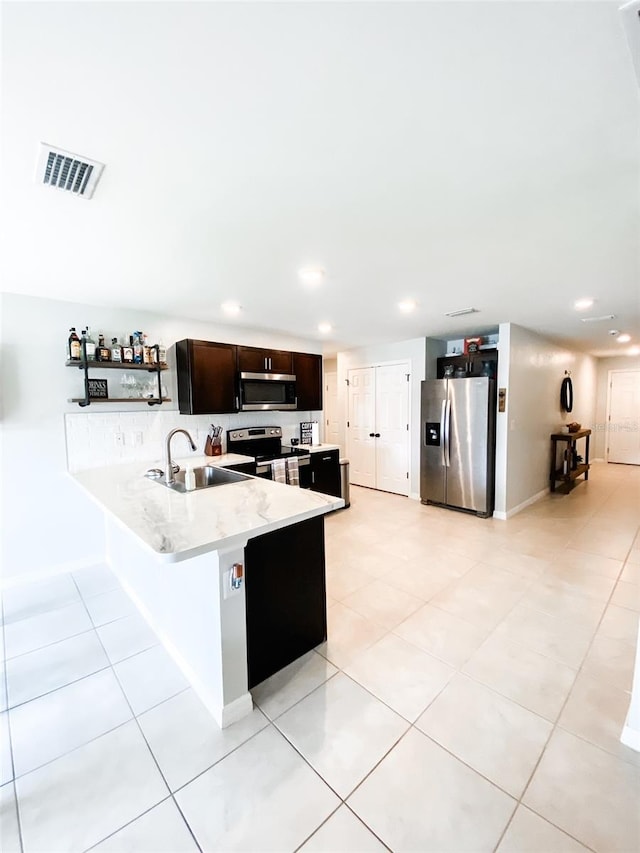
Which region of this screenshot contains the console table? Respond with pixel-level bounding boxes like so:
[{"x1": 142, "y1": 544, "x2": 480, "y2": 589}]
[{"x1": 550, "y1": 429, "x2": 591, "y2": 492}]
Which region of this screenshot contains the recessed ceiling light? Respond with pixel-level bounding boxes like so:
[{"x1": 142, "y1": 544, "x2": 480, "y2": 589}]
[
  {"x1": 573, "y1": 298, "x2": 594, "y2": 311},
  {"x1": 398, "y1": 300, "x2": 417, "y2": 314},
  {"x1": 318, "y1": 322, "x2": 332, "y2": 334},
  {"x1": 221, "y1": 301, "x2": 242, "y2": 316},
  {"x1": 629, "y1": 346, "x2": 640, "y2": 356},
  {"x1": 444, "y1": 307, "x2": 478, "y2": 317},
  {"x1": 298, "y1": 267, "x2": 325, "y2": 286},
  {"x1": 617, "y1": 333, "x2": 631, "y2": 343}
]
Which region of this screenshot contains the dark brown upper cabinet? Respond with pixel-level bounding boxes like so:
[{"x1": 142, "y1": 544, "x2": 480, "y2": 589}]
[
  {"x1": 293, "y1": 352, "x2": 323, "y2": 411},
  {"x1": 237, "y1": 346, "x2": 293, "y2": 375},
  {"x1": 176, "y1": 339, "x2": 238, "y2": 414}
]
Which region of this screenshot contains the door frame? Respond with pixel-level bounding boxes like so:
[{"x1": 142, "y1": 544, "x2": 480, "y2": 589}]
[{"x1": 605, "y1": 368, "x2": 640, "y2": 464}]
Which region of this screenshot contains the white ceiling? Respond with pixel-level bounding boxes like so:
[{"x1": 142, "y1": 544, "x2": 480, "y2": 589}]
[{"x1": 1, "y1": 1, "x2": 639, "y2": 357}]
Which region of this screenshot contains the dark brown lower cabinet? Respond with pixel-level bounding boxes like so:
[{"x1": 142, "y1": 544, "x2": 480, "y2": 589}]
[
  {"x1": 244, "y1": 516, "x2": 327, "y2": 688},
  {"x1": 310, "y1": 449, "x2": 341, "y2": 497}
]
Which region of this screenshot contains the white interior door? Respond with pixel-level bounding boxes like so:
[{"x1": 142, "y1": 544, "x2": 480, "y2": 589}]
[
  {"x1": 608, "y1": 370, "x2": 640, "y2": 465},
  {"x1": 324, "y1": 371, "x2": 341, "y2": 448},
  {"x1": 347, "y1": 367, "x2": 376, "y2": 488},
  {"x1": 375, "y1": 363, "x2": 409, "y2": 495}
]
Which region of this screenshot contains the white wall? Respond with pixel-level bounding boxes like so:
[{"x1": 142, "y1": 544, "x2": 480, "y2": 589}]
[
  {"x1": 336, "y1": 338, "x2": 426, "y2": 498},
  {"x1": 0, "y1": 293, "x2": 322, "y2": 586},
  {"x1": 594, "y1": 355, "x2": 640, "y2": 460},
  {"x1": 495, "y1": 323, "x2": 598, "y2": 517}
]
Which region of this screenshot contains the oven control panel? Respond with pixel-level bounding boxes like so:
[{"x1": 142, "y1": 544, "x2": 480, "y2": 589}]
[{"x1": 229, "y1": 427, "x2": 282, "y2": 442}]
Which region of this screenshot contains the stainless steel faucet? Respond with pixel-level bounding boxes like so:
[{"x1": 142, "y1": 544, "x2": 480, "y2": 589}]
[{"x1": 164, "y1": 428, "x2": 197, "y2": 485}]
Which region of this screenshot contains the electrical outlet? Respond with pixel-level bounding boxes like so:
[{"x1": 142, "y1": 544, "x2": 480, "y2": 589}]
[{"x1": 132, "y1": 431, "x2": 144, "y2": 447}]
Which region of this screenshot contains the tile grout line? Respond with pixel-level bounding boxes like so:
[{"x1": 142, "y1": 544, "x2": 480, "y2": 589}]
[
  {"x1": 7, "y1": 685, "x2": 192, "y2": 784},
  {"x1": 489, "y1": 538, "x2": 634, "y2": 853},
  {"x1": 68, "y1": 574, "x2": 205, "y2": 853}
]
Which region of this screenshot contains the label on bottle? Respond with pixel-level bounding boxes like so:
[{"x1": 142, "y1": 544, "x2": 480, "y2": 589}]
[
  {"x1": 123, "y1": 346, "x2": 134, "y2": 363},
  {"x1": 143, "y1": 346, "x2": 153, "y2": 365},
  {"x1": 111, "y1": 345, "x2": 122, "y2": 363},
  {"x1": 85, "y1": 341, "x2": 96, "y2": 360},
  {"x1": 70, "y1": 340, "x2": 81, "y2": 360}
]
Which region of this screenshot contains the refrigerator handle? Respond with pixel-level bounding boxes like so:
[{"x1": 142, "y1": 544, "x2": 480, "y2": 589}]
[
  {"x1": 440, "y1": 399, "x2": 447, "y2": 467},
  {"x1": 444, "y1": 398, "x2": 452, "y2": 468}
]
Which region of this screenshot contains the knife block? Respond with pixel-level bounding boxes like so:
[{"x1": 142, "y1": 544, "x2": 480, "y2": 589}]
[{"x1": 205, "y1": 436, "x2": 222, "y2": 456}]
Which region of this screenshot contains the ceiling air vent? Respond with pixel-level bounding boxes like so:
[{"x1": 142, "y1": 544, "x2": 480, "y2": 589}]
[{"x1": 36, "y1": 144, "x2": 105, "y2": 199}]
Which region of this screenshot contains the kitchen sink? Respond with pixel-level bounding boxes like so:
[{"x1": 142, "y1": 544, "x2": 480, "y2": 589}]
[{"x1": 154, "y1": 465, "x2": 251, "y2": 493}]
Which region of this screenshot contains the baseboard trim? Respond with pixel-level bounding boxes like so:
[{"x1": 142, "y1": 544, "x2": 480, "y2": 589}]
[
  {"x1": 0, "y1": 555, "x2": 107, "y2": 591},
  {"x1": 113, "y1": 566, "x2": 254, "y2": 730},
  {"x1": 493, "y1": 487, "x2": 549, "y2": 521},
  {"x1": 220, "y1": 693, "x2": 255, "y2": 728}
]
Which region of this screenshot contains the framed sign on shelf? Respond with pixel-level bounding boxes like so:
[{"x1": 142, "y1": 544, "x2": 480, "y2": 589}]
[{"x1": 88, "y1": 378, "x2": 108, "y2": 399}]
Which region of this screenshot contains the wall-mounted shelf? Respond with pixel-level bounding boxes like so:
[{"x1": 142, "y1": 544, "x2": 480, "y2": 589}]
[
  {"x1": 66, "y1": 345, "x2": 169, "y2": 407},
  {"x1": 65, "y1": 360, "x2": 168, "y2": 371},
  {"x1": 67, "y1": 397, "x2": 171, "y2": 405}
]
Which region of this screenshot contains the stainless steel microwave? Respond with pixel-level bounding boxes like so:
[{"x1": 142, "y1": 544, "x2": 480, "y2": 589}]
[{"x1": 238, "y1": 372, "x2": 297, "y2": 411}]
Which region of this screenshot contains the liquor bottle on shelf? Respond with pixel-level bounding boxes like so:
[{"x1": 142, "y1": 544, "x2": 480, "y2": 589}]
[
  {"x1": 83, "y1": 327, "x2": 96, "y2": 361},
  {"x1": 97, "y1": 334, "x2": 111, "y2": 362},
  {"x1": 123, "y1": 336, "x2": 134, "y2": 364},
  {"x1": 142, "y1": 333, "x2": 154, "y2": 365},
  {"x1": 157, "y1": 339, "x2": 167, "y2": 365},
  {"x1": 68, "y1": 327, "x2": 81, "y2": 361},
  {"x1": 111, "y1": 338, "x2": 122, "y2": 363},
  {"x1": 132, "y1": 332, "x2": 144, "y2": 364}
]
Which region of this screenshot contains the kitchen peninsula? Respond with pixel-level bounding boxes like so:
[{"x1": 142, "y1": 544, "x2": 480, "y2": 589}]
[{"x1": 72, "y1": 454, "x2": 343, "y2": 728}]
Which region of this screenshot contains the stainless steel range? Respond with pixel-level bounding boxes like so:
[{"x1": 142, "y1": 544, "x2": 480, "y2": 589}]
[{"x1": 227, "y1": 426, "x2": 311, "y2": 488}]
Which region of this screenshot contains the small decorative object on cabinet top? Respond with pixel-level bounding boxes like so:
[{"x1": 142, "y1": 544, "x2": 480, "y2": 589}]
[
  {"x1": 567, "y1": 421, "x2": 582, "y2": 433},
  {"x1": 464, "y1": 336, "x2": 482, "y2": 354}
]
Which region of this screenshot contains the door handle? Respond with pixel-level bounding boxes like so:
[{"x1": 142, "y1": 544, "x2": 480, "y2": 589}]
[
  {"x1": 440, "y1": 399, "x2": 447, "y2": 467},
  {"x1": 444, "y1": 399, "x2": 451, "y2": 467},
  {"x1": 369, "y1": 433, "x2": 375, "y2": 437},
  {"x1": 374, "y1": 433, "x2": 381, "y2": 438}
]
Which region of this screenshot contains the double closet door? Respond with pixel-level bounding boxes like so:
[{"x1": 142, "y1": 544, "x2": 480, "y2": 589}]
[{"x1": 347, "y1": 362, "x2": 409, "y2": 495}]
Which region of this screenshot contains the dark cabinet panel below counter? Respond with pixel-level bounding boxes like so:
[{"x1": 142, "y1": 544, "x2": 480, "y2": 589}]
[
  {"x1": 244, "y1": 516, "x2": 326, "y2": 688},
  {"x1": 310, "y1": 449, "x2": 341, "y2": 497}
]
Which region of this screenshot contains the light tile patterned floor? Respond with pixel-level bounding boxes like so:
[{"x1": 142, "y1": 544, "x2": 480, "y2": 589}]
[{"x1": 1, "y1": 461, "x2": 639, "y2": 852}]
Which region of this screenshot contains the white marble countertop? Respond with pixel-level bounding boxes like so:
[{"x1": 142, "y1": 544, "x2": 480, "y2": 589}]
[
  {"x1": 71, "y1": 454, "x2": 344, "y2": 563},
  {"x1": 293, "y1": 444, "x2": 342, "y2": 455}
]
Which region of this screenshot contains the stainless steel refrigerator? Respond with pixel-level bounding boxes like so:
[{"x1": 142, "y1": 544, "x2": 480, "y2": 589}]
[{"x1": 420, "y1": 377, "x2": 496, "y2": 518}]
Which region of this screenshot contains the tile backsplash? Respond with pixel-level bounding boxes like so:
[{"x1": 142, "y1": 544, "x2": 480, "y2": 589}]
[{"x1": 65, "y1": 410, "x2": 318, "y2": 473}]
